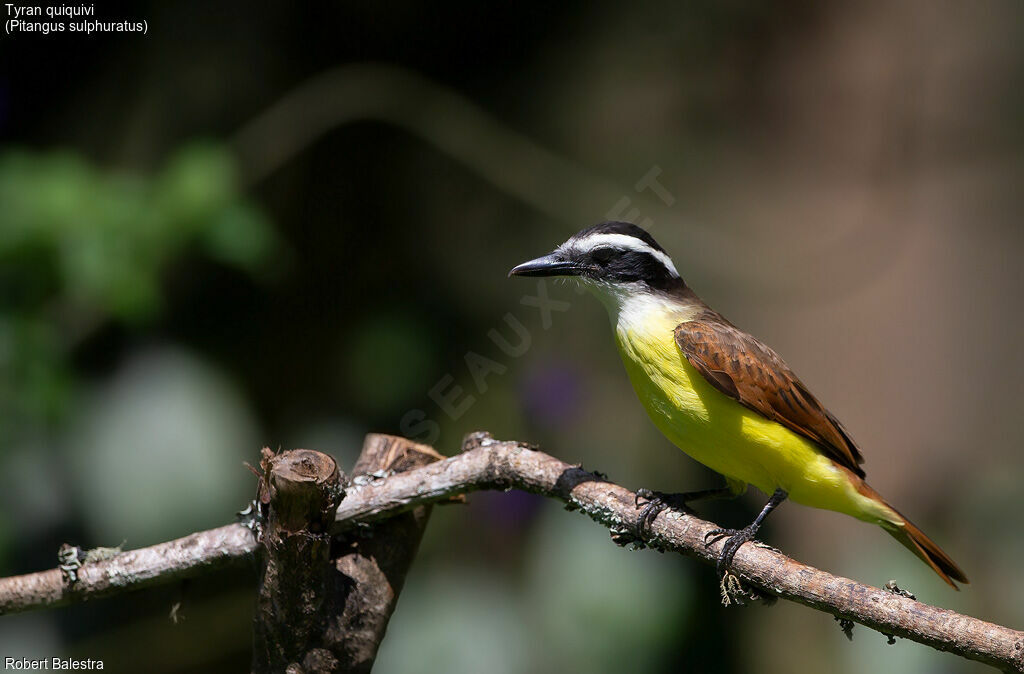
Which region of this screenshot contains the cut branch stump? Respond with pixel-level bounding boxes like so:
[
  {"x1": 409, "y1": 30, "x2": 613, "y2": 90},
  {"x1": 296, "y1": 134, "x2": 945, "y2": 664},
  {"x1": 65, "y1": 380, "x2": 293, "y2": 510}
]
[{"x1": 252, "y1": 449, "x2": 344, "y2": 673}]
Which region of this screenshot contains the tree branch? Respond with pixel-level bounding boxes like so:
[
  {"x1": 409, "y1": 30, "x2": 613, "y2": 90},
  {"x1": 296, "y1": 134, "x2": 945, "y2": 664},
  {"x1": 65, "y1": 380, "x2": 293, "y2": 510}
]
[
  {"x1": 325, "y1": 433, "x2": 444, "y2": 672},
  {"x1": 0, "y1": 432, "x2": 1020, "y2": 672},
  {"x1": 252, "y1": 448, "x2": 345, "y2": 673},
  {"x1": 0, "y1": 524, "x2": 257, "y2": 614}
]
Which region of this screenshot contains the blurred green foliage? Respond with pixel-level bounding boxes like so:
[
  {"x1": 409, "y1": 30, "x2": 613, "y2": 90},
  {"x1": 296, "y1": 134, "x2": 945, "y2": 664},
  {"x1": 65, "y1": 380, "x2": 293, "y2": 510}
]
[
  {"x1": 376, "y1": 509, "x2": 692, "y2": 674},
  {"x1": 345, "y1": 312, "x2": 438, "y2": 415},
  {"x1": 0, "y1": 143, "x2": 277, "y2": 437}
]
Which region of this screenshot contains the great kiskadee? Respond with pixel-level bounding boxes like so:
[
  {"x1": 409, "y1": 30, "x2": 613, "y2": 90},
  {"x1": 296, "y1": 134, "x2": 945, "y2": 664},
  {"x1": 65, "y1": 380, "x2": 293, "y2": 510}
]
[{"x1": 510, "y1": 221, "x2": 967, "y2": 588}]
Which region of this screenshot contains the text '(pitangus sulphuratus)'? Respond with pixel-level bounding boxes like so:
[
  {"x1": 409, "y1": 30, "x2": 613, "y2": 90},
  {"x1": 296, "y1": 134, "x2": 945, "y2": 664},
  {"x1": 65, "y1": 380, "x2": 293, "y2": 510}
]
[{"x1": 510, "y1": 221, "x2": 967, "y2": 588}]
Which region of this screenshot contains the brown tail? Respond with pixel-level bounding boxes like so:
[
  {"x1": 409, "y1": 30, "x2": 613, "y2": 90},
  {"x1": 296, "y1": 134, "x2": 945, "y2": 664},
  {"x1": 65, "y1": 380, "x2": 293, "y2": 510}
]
[{"x1": 871, "y1": 493, "x2": 969, "y2": 590}]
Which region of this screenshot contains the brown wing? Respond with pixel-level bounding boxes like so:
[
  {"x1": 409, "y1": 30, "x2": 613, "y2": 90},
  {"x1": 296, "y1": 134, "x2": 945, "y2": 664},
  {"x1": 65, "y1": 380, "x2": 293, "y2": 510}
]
[{"x1": 674, "y1": 311, "x2": 865, "y2": 477}]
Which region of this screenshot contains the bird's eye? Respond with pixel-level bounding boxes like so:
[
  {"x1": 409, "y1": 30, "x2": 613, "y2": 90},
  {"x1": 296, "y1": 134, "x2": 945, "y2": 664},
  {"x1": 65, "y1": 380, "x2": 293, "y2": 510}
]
[{"x1": 592, "y1": 248, "x2": 615, "y2": 265}]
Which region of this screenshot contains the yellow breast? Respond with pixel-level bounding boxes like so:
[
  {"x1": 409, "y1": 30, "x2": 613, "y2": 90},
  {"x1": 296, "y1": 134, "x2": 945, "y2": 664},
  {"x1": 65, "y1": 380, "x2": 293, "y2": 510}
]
[{"x1": 612, "y1": 311, "x2": 884, "y2": 520}]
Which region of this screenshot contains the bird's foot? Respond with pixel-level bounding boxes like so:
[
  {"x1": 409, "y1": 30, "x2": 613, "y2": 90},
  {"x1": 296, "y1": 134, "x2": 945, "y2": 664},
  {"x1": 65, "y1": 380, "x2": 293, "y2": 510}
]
[
  {"x1": 634, "y1": 488, "x2": 698, "y2": 539},
  {"x1": 704, "y1": 524, "x2": 759, "y2": 577}
]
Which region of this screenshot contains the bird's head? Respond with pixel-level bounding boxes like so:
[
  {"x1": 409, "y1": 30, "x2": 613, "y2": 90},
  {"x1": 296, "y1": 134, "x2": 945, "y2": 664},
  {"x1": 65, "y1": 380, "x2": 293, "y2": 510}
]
[{"x1": 509, "y1": 222, "x2": 683, "y2": 293}]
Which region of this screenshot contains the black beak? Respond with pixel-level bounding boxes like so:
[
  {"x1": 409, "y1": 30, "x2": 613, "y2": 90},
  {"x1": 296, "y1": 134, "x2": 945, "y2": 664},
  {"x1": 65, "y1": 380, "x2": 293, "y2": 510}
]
[{"x1": 508, "y1": 253, "x2": 586, "y2": 278}]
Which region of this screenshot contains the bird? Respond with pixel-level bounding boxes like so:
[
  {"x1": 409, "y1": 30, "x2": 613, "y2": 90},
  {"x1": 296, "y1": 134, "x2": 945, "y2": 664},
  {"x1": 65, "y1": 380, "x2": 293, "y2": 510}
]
[{"x1": 509, "y1": 221, "x2": 967, "y2": 588}]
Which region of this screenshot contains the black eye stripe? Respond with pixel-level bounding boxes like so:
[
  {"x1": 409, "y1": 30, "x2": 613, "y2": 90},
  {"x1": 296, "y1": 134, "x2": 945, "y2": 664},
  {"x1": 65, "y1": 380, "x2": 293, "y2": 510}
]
[
  {"x1": 590, "y1": 250, "x2": 680, "y2": 290},
  {"x1": 586, "y1": 248, "x2": 665, "y2": 270},
  {"x1": 610, "y1": 250, "x2": 659, "y2": 270},
  {"x1": 561, "y1": 221, "x2": 683, "y2": 291}
]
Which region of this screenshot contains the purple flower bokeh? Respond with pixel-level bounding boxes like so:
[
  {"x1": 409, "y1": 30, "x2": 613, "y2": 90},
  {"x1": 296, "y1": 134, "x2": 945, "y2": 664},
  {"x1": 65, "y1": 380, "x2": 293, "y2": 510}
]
[{"x1": 519, "y1": 360, "x2": 585, "y2": 430}]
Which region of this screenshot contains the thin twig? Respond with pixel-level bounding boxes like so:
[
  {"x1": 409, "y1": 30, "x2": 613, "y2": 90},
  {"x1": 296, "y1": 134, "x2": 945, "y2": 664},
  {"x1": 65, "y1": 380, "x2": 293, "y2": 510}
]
[
  {"x1": 0, "y1": 524, "x2": 257, "y2": 614},
  {"x1": 0, "y1": 433, "x2": 1020, "y2": 671},
  {"x1": 229, "y1": 63, "x2": 906, "y2": 305}
]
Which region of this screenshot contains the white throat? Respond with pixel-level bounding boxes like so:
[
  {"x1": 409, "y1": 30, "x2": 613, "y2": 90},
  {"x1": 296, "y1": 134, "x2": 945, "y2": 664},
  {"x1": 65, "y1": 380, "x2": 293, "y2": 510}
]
[{"x1": 583, "y1": 281, "x2": 697, "y2": 335}]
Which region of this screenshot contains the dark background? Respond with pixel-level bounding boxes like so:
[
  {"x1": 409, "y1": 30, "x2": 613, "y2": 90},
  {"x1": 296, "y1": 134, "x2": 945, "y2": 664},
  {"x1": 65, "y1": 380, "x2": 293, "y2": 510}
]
[{"x1": 1, "y1": 2, "x2": 1021, "y2": 672}]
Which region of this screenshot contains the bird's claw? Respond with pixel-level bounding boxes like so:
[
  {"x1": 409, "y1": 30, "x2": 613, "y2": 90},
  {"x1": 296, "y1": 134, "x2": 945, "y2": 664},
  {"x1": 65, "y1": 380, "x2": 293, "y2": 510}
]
[
  {"x1": 633, "y1": 489, "x2": 695, "y2": 540},
  {"x1": 635, "y1": 489, "x2": 668, "y2": 539},
  {"x1": 634, "y1": 487, "x2": 655, "y2": 509},
  {"x1": 704, "y1": 525, "x2": 758, "y2": 577}
]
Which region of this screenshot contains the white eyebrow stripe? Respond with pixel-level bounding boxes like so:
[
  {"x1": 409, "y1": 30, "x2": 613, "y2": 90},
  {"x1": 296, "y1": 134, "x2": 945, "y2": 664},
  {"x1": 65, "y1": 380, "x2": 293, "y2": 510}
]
[{"x1": 568, "y1": 232, "x2": 679, "y2": 278}]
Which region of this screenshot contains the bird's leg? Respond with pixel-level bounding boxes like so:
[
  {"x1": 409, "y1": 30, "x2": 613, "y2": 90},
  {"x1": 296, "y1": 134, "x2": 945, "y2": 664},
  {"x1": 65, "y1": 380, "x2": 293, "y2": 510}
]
[
  {"x1": 704, "y1": 488, "x2": 788, "y2": 577},
  {"x1": 634, "y1": 486, "x2": 736, "y2": 539}
]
